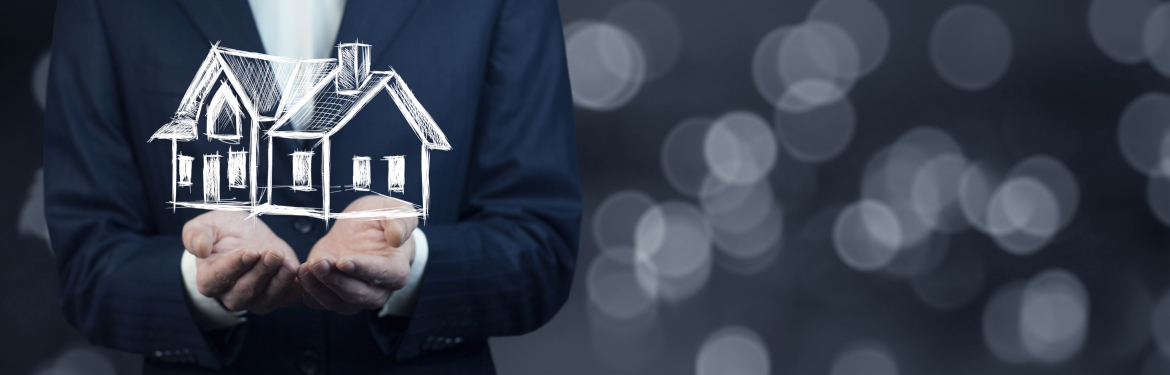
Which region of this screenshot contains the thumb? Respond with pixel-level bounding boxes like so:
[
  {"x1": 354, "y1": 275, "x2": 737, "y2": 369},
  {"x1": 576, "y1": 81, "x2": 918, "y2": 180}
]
[
  {"x1": 383, "y1": 217, "x2": 417, "y2": 248},
  {"x1": 182, "y1": 216, "x2": 217, "y2": 258}
]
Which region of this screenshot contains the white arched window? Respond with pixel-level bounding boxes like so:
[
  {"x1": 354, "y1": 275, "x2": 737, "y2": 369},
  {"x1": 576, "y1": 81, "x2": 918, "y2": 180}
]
[{"x1": 206, "y1": 83, "x2": 242, "y2": 143}]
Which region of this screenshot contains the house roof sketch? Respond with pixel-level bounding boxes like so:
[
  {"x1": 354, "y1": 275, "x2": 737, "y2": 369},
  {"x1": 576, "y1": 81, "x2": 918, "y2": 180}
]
[{"x1": 149, "y1": 43, "x2": 450, "y2": 150}]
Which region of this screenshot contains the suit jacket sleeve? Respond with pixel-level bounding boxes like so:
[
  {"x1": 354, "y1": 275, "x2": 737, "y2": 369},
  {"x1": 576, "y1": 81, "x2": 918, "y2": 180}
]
[
  {"x1": 370, "y1": 0, "x2": 582, "y2": 360},
  {"x1": 44, "y1": 0, "x2": 242, "y2": 368}
]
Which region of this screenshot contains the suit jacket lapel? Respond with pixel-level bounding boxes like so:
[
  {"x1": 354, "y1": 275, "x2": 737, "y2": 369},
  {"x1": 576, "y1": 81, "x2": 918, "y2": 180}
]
[
  {"x1": 333, "y1": 0, "x2": 421, "y2": 64},
  {"x1": 175, "y1": 0, "x2": 266, "y2": 53}
]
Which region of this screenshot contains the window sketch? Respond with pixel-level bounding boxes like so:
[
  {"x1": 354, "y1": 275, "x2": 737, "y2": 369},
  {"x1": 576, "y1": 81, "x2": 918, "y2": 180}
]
[
  {"x1": 384, "y1": 155, "x2": 405, "y2": 194},
  {"x1": 292, "y1": 151, "x2": 314, "y2": 191},
  {"x1": 203, "y1": 154, "x2": 221, "y2": 202},
  {"x1": 228, "y1": 150, "x2": 247, "y2": 189},
  {"x1": 353, "y1": 156, "x2": 371, "y2": 191},
  {"x1": 178, "y1": 154, "x2": 193, "y2": 187}
]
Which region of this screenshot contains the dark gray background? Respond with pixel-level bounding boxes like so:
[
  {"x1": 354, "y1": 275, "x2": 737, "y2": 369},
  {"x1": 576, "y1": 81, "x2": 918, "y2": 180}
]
[{"x1": 2, "y1": 0, "x2": 1167, "y2": 374}]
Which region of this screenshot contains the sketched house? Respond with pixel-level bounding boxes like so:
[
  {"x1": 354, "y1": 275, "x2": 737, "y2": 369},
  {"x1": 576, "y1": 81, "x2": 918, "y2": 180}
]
[{"x1": 149, "y1": 42, "x2": 450, "y2": 221}]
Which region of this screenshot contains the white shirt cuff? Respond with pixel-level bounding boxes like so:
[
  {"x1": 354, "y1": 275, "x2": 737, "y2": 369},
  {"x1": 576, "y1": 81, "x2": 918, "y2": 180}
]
[
  {"x1": 181, "y1": 249, "x2": 247, "y2": 331},
  {"x1": 378, "y1": 227, "x2": 429, "y2": 317}
]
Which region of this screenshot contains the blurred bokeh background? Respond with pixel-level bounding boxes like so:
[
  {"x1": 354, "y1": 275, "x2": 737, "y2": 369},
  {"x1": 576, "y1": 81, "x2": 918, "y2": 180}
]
[{"x1": 7, "y1": 0, "x2": 1170, "y2": 373}]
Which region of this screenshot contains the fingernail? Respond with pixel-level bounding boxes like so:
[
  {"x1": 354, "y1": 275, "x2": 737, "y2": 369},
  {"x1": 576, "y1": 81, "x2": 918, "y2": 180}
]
[
  {"x1": 262, "y1": 251, "x2": 282, "y2": 269},
  {"x1": 298, "y1": 269, "x2": 316, "y2": 286},
  {"x1": 338, "y1": 260, "x2": 356, "y2": 274},
  {"x1": 276, "y1": 267, "x2": 294, "y2": 283},
  {"x1": 242, "y1": 249, "x2": 260, "y2": 265},
  {"x1": 311, "y1": 258, "x2": 331, "y2": 277}
]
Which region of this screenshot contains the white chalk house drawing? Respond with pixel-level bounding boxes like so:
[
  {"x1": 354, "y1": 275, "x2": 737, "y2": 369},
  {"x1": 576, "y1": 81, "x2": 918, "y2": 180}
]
[{"x1": 149, "y1": 42, "x2": 451, "y2": 222}]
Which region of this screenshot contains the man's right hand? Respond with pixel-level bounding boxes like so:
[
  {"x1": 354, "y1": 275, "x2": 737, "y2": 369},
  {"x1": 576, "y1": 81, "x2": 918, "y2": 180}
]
[{"x1": 182, "y1": 211, "x2": 301, "y2": 314}]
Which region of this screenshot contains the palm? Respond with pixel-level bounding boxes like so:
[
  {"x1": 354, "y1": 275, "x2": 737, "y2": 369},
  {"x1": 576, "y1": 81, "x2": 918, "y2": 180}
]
[
  {"x1": 198, "y1": 212, "x2": 294, "y2": 263},
  {"x1": 299, "y1": 196, "x2": 417, "y2": 314}
]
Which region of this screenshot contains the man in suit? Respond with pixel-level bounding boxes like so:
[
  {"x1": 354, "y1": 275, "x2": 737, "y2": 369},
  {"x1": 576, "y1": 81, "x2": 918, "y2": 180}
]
[{"x1": 43, "y1": 0, "x2": 581, "y2": 373}]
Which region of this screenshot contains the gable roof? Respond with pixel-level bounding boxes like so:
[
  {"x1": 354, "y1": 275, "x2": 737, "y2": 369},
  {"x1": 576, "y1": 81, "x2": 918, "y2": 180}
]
[
  {"x1": 267, "y1": 67, "x2": 451, "y2": 150},
  {"x1": 151, "y1": 45, "x2": 450, "y2": 151}
]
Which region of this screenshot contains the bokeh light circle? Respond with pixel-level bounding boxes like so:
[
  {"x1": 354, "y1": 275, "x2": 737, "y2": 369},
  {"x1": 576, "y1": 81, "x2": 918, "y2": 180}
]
[
  {"x1": 808, "y1": 0, "x2": 890, "y2": 76},
  {"x1": 713, "y1": 203, "x2": 784, "y2": 262},
  {"x1": 704, "y1": 111, "x2": 777, "y2": 185},
  {"x1": 833, "y1": 199, "x2": 902, "y2": 272},
  {"x1": 604, "y1": 1, "x2": 682, "y2": 80},
  {"x1": 565, "y1": 21, "x2": 646, "y2": 111},
  {"x1": 1019, "y1": 269, "x2": 1089, "y2": 364},
  {"x1": 1152, "y1": 288, "x2": 1170, "y2": 359},
  {"x1": 911, "y1": 153, "x2": 970, "y2": 234},
  {"x1": 634, "y1": 201, "x2": 713, "y2": 302},
  {"x1": 695, "y1": 326, "x2": 771, "y2": 375},
  {"x1": 1006, "y1": 155, "x2": 1080, "y2": 230},
  {"x1": 959, "y1": 161, "x2": 1003, "y2": 234},
  {"x1": 753, "y1": 26, "x2": 796, "y2": 108},
  {"x1": 661, "y1": 117, "x2": 714, "y2": 197},
  {"x1": 699, "y1": 175, "x2": 774, "y2": 234},
  {"x1": 592, "y1": 190, "x2": 655, "y2": 261},
  {"x1": 830, "y1": 343, "x2": 899, "y2": 375},
  {"x1": 1147, "y1": 175, "x2": 1170, "y2": 227},
  {"x1": 1143, "y1": 4, "x2": 1170, "y2": 77},
  {"x1": 983, "y1": 282, "x2": 1032, "y2": 364},
  {"x1": 1090, "y1": 0, "x2": 1160, "y2": 64},
  {"x1": 1119, "y1": 92, "x2": 1170, "y2": 176},
  {"x1": 929, "y1": 4, "x2": 1013, "y2": 91},
  {"x1": 586, "y1": 251, "x2": 657, "y2": 320},
  {"x1": 779, "y1": 21, "x2": 860, "y2": 109},
  {"x1": 985, "y1": 177, "x2": 1061, "y2": 255}
]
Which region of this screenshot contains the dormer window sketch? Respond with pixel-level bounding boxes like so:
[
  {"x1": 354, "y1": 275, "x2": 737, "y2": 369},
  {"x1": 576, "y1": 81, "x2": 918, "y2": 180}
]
[{"x1": 206, "y1": 83, "x2": 242, "y2": 143}]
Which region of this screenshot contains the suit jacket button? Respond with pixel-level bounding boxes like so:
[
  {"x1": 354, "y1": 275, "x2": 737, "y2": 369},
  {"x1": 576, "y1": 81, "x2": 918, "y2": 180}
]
[{"x1": 293, "y1": 218, "x2": 314, "y2": 234}]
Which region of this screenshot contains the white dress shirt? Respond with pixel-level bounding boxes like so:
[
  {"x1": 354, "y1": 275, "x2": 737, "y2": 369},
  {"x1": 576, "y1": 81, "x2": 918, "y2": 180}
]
[{"x1": 182, "y1": 0, "x2": 430, "y2": 331}]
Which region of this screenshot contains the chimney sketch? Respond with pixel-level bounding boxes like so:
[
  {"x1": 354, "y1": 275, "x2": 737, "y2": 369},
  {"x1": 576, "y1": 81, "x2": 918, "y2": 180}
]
[{"x1": 335, "y1": 42, "x2": 370, "y2": 95}]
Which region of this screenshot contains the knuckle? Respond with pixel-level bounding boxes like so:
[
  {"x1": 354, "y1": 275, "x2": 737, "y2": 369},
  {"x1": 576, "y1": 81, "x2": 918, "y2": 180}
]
[
  {"x1": 221, "y1": 298, "x2": 243, "y2": 312},
  {"x1": 212, "y1": 271, "x2": 232, "y2": 288},
  {"x1": 343, "y1": 289, "x2": 366, "y2": 306},
  {"x1": 235, "y1": 288, "x2": 257, "y2": 303},
  {"x1": 196, "y1": 283, "x2": 216, "y2": 297}
]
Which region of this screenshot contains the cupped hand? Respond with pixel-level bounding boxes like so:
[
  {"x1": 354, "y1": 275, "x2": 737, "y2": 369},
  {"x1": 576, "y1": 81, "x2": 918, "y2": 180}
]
[
  {"x1": 299, "y1": 196, "x2": 417, "y2": 315},
  {"x1": 182, "y1": 211, "x2": 301, "y2": 314}
]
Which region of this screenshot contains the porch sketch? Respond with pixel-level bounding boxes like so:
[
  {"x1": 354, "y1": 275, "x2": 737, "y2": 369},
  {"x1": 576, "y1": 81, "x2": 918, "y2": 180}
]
[{"x1": 148, "y1": 41, "x2": 450, "y2": 222}]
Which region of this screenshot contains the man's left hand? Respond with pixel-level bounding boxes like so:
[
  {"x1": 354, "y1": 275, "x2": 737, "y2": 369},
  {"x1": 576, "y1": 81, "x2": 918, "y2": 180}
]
[{"x1": 299, "y1": 196, "x2": 417, "y2": 315}]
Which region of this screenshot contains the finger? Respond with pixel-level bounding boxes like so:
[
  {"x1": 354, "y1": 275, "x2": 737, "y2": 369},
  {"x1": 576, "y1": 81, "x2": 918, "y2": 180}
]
[
  {"x1": 269, "y1": 259, "x2": 303, "y2": 309},
  {"x1": 182, "y1": 218, "x2": 217, "y2": 259},
  {"x1": 383, "y1": 217, "x2": 418, "y2": 248},
  {"x1": 250, "y1": 264, "x2": 300, "y2": 315},
  {"x1": 311, "y1": 257, "x2": 390, "y2": 310},
  {"x1": 336, "y1": 253, "x2": 410, "y2": 290},
  {"x1": 222, "y1": 249, "x2": 285, "y2": 312},
  {"x1": 299, "y1": 262, "x2": 362, "y2": 315},
  {"x1": 196, "y1": 248, "x2": 261, "y2": 297},
  {"x1": 308, "y1": 258, "x2": 387, "y2": 311}
]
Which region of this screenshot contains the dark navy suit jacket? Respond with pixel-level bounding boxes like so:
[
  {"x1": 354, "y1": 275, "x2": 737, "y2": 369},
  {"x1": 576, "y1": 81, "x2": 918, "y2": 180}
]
[{"x1": 43, "y1": 0, "x2": 580, "y2": 373}]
